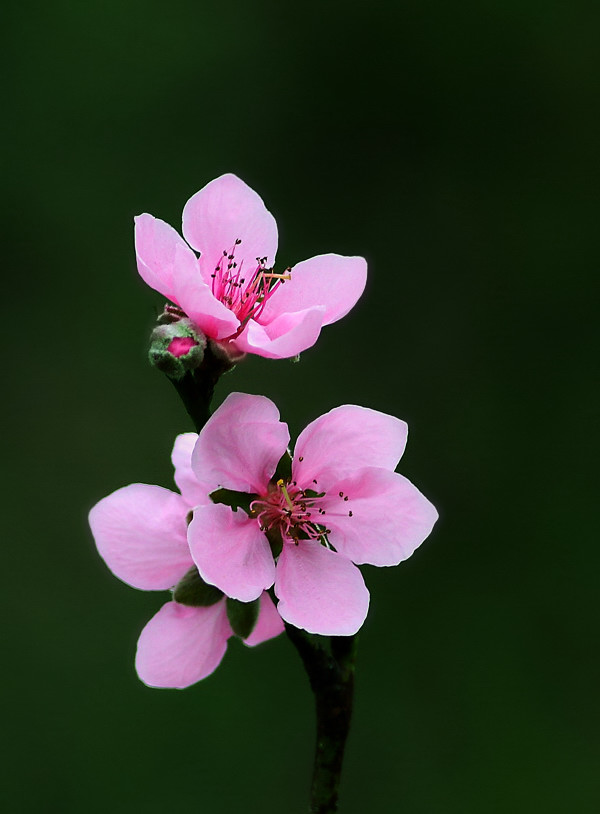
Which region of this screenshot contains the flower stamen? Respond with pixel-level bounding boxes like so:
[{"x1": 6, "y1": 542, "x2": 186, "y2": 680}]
[{"x1": 209, "y1": 241, "x2": 292, "y2": 336}]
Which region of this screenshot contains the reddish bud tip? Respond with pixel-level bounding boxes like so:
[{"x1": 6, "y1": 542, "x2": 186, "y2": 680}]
[{"x1": 167, "y1": 336, "x2": 199, "y2": 358}]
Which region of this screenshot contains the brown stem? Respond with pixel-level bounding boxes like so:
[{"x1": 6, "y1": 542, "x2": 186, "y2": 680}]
[{"x1": 284, "y1": 624, "x2": 358, "y2": 813}]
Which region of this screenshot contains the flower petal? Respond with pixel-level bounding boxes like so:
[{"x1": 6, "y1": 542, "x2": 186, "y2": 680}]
[
  {"x1": 188, "y1": 504, "x2": 276, "y2": 602},
  {"x1": 171, "y1": 250, "x2": 240, "y2": 340},
  {"x1": 261, "y1": 254, "x2": 367, "y2": 325},
  {"x1": 89, "y1": 484, "x2": 192, "y2": 590},
  {"x1": 134, "y1": 213, "x2": 197, "y2": 302},
  {"x1": 192, "y1": 392, "x2": 289, "y2": 494},
  {"x1": 293, "y1": 405, "x2": 408, "y2": 491},
  {"x1": 322, "y1": 468, "x2": 438, "y2": 567},
  {"x1": 275, "y1": 542, "x2": 369, "y2": 635},
  {"x1": 234, "y1": 306, "x2": 326, "y2": 360},
  {"x1": 244, "y1": 592, "x2": 285, "y2": 647},
  {"x1": 135, "y1": 600, "x2": 232, "y2": 688},
  {"x1": 171, "y1": 432, "x2": 210, "y2": 508},
  {"x1": 182, "y1": 174, "x2": 278, "y2": 277}
]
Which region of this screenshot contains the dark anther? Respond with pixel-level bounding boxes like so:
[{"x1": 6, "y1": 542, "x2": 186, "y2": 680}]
[
  {"x1": 298, "y1": 456, "x2": 304, "y2": 462},
  {"x1": 339, "y1": 491, "x2": 344, "y2": 497},
  {"x1": 313, "y1": 479, "x2": 318, "y2": 484},
  {"x1": 223, "y1": 250, "x2": 228, "y2": 256},
  {"x1": 344, "y1": 496, "x2": 349, "y2": 501},
  {"x1": 348, "y1": 511, "x2": 353, "y2": 517},
  {"x1": 235, "y1": 238, "x2": 242, "y2": 244}
]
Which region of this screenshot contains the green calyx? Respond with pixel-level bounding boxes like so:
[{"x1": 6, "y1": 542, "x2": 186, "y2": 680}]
[
  {"x1": 209, "y1": 488, "x2": 256, "y2": 514},
  {"x1": 226, "y1": 597, "x2": 260, "y2": 639},
  {"x1": 173, "y1": 567, "x2": 224, "y2": 607}
]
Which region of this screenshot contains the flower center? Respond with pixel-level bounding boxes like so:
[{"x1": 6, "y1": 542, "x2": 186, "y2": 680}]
[
  {"x1": 250, "y1": 479, "x2": 330, "y2": 545},
  {"x1": 210, "y1": 239, "x2": 291, "y2": 332}
]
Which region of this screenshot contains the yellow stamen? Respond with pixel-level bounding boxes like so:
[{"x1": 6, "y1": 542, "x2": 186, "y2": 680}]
[
  {"x1": 261, "y1": 272, "x2": 291, "y2": 281},
  {"x1": 277, "y1": 478, "x2": 295, "y2": 511}
]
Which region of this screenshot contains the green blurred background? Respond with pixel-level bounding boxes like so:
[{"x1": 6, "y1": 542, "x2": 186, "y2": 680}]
[{"x1": 3, "y1": 1, "x2": 598, "y2": 811}]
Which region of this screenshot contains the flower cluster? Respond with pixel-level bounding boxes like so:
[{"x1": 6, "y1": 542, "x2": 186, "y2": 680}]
[
  {"x1": 89, "y1": 173, "x2": 438, "y2": 689},
  {"x1": 90, "y1": 393, "x2": 437, "y2": 687}
]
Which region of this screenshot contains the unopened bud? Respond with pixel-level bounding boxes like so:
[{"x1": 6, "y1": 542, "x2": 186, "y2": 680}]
[{"x1": 148, "y1": 318, "x2": 206, "y2": 379}]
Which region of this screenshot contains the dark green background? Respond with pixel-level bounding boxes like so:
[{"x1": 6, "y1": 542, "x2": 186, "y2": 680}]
[{"x1": 3, "y1": 1, "x2": 598, "y2": 811}]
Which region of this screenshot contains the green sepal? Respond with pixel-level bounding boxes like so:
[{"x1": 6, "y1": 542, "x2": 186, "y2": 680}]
[
  {"x1": 209, "y1": 488, "x2": 256, "y2": 514},
  {"x1": 273, "y1": 449, "x2": 293, "y2": 483},
  {"x1": 226, "y1": 597, "x2": 260, "y2": 639},
  {"x1": 173, "y1": 567, "x2": 224, "y2": 607},
  {"x1": 265, "y1": 527, "x2": 283, "y2": 558}
]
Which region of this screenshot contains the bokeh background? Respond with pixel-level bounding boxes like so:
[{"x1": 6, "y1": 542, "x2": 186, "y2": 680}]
[{"x1": 3, "y1": 1, "x2": 598, "y2": 811}]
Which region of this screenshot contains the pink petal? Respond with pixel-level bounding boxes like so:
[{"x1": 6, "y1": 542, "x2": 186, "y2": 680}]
[
  {"x1": 261, "y1": 254, "x2": 367, "y2": 326},
  {"x1": 171, "y1": 432, "x2": 210, "y2": 508},
  {"x1": 135, "y1": 600, "x2": 232, "y2": 688},
  {"x1": 182, "y1": 174, "x2": 278, "y2": 280},
  {"x1": 244, "y1": 592, "x2": 285, "y2": 647},
  {"x1": 134, "y1": 214, "x2": 197, "y2": 302},
  {"x1": 89, "y1": 484, "x2": 192, "y2": 590},
  {"x1": 188, "y1": 504, "x2": 275, "y2": 602},
  {"x1": 234, "y1": 306, "x2": 326, "y2": 360},
  {"x1": 171, "y1": 248, "x2": 240, "y2": 340},
  {"x1": 321, "y1": 468, "x2": 438, "y2": 567},
  {"x1": 275, "y1": 541, "x2": 369, "y2": 636},
  {"x1": 192, "y1": 392, "x2": 289, "y2": 494},
  {"x1": 293, "y1": 405, "x2": 408, "y2": 491}
]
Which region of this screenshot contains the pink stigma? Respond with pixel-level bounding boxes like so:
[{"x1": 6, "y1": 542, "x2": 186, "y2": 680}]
[
  {"x1": 210, "y1": 239, "x2": 291, "y2": 333},
  {"x1": 167, "y1": 336, "x2": 199, "y2": 357}
]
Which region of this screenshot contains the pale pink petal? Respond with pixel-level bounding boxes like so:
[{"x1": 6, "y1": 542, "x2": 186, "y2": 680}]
[
  {"x1": 275, "y1": 542, "x2": 369, "y2": 636},
  {"x1": 192, "y1": 392, "x2": 289, "y2": 494},
  {"x1": 134, "y1": 214, "x2": 197, "y2": 302},
  {"x1": 89, "y1": 484, "x2": 192, "y2": 590},
  {"x1": 188, "y1": 504, "x2": 275, "y2": 602},
  {"x1": 135, "y1": 600, "x2": 232, "y2": 688},
  {"x1": 234, "y1": 306, "x2": 326, "y2": 360},
  {"x1": 182, "y1": 174, "x2": 278, "y2": 278},
  {"x1": 293, "y1": 405, "x2": 408, "y2": 491},
  {"x1": 171, "y1": 245, "x2": 240, "y2": 340},
  {"x1": 244, "y1": 592, "x2": 285, "y2": 647},
  {"x1": 171, "y1": 433, "x2": 211, "y2": 508},
  {"x1": 260, "y1": 254, "x2": 367, "y2": 325},
  {"x1": 321, "y1": 468, "x2": 438, "y2": 567}
]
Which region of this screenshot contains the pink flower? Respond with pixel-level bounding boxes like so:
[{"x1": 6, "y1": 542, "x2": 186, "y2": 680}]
[
  {"x1": 134, "y1": 173, "x2": 367, "y2": 359},
  {"x1": 188, "y1": 393, "x2": 438, "y2": 636},
  {"x1": 88, "y1": 432, "x2": 284, "y2": 688}
]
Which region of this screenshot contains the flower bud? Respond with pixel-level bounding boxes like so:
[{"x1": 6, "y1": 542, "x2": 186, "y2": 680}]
[{"x1": 148, "y1": 318, "x2": 207, "y2": 379}]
